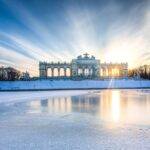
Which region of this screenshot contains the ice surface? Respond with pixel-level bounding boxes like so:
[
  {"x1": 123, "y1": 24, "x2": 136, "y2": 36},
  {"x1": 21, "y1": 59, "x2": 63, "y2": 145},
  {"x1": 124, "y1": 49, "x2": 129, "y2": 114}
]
[
  {"x1": 0, "y1": 89, "x2": 150, "y2": 150},
  {"x1": 0, "y1": 90, "x2": 90, "y2": 104}
]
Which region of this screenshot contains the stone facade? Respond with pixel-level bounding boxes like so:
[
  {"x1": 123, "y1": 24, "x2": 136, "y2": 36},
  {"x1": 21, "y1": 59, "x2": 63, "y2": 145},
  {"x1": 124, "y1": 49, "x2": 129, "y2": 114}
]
[
  {"x1": 39, "y1": 53, "x2": 128, "y2": 79},
  {"x1": 71, "y1": 53, "x2": 100, "y2": 78},
  {"x1": 39, "y1": 62, "x2": 71, "y2": 78},
  {"x1": 101, "y1": 62, "x2": 128, "y2": 77}
]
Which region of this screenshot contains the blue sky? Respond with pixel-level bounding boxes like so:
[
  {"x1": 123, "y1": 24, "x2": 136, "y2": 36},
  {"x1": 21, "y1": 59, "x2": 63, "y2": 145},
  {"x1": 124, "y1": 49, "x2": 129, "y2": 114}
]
[{"x1": 0, "y1": 0, "x2": 149, "y2": 76}]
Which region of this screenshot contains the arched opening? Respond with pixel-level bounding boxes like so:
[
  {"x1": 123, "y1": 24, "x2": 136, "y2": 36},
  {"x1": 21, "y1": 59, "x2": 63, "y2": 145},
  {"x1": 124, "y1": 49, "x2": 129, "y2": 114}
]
[
  {"x1": 78, "y1": 68, "x2": 83, "y2": 75},
  {"x1": 54, "y1": 68, "x2": 58, "y2": 77},
  {"x1": 84, "y1": 68, "x2": 90, "y2": 76},
  {"x1": 112, "y1": 68, "x2": 119, "y2": 77},
  {"x1": 108, "y1": 69, "x2": 112, "y2": 77},
  {"x1": 100, "y1": 68, "x2": 103, "y2": 76},
  {"x1": 66, "y1": 68, "x2": 71, "y2": 77},
  {"x1": 60, "y1": 68, "x2": 65, "y2": 76},
  {"x1": 47, "y1": 68, "x2": 52, "y2": 77},
  {"x1": 101, "y1": 68, "x2": 109, "y2": 77},
  {"x1": 106, "y1": 68, "x2": 109, "y2": 76}
]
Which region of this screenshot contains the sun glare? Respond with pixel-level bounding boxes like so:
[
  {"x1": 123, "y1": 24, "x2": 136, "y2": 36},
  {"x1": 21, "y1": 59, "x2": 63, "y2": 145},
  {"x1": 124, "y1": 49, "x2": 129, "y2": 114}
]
[
  {"x1": 104, "y1": 38, "x2": 138, "y2": 68},
  {"x1": 112, "y1": 68, "x2": 119, "y2": 76}
]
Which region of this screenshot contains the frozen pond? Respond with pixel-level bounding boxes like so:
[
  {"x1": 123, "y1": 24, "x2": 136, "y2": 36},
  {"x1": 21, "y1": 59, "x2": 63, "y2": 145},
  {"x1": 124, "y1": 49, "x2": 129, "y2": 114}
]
[{"x1": 0, "y1": 89, "x2": 150, "y2": 149}]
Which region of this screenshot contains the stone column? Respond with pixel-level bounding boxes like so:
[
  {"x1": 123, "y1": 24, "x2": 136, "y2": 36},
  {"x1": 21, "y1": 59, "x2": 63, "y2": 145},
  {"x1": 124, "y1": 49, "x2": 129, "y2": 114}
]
[
  {"x1": 89, "y1": 68, "x2": 92, "y2": 76},
  {"x1": 39, "y1": 62, "x2": 47, "y2": 78},
  {"x1": 96, "y1": 67, "x2": 100, "y2": 78},
  {"x1": 40, "y1": 69, "x2": 47, "y2": 78},
  {"x1": 101, "y1": 68, "x2": 103, "y2": 76},
  {"x1": 82, "y1": 68, "x2": 85, "y2": 77},
  {"x1": 124, "y1": 64, "x2": 128, "y2": 77},
  {"x1": 119, "y1": 69, "x2": 121, "y2": 77},
  {"x1": 125, "y1": 69, "x2": 128, "y2": 77},
  {"x1": 104, "y1": 68, "x2": 108, "y2": 77},
  {"x1": 94, "y1": 67, "x2": 96, "y2": 77},
  {"x1": 108, "y1": 68, "x2": 111, "y2": 77},
  {"x1": 45, "y1": 68, "x2": 47, "y2": 78},
  {"x1": 58, "y1": 68, "x2": 60, "y2": 77},
  {"x1": 91, "y1": 67, "x2": 93, "y2": 77},
  {"x1": 84, "y1": 68, "x2": 87, "y2": 76},
  {"x1": 39, "y1": 69, "x2": 43, "y2": 77},
  {"x1": 51, "y1": 68, "x2": 54, "y2": 77},
  {"x1": 63, "y1": 68, "x2": 67, "y2": 77}
]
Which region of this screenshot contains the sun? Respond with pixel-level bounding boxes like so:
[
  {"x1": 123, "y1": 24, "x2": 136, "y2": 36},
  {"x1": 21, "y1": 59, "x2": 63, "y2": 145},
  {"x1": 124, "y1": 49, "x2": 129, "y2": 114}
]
[{"x1": 104, "y1": 38, "x2": 137, "y2": 68}]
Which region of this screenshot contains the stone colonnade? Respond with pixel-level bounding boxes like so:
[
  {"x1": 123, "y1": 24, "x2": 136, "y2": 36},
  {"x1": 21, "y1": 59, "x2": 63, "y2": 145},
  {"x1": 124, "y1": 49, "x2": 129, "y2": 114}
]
[
  {"x1": 100, "y1": 63, "x2": 128, "y2": 77},
  {"x1": 39, "y1": 61, "x2": 128, "y2": 78},
  {"x1": 39, "y1": 62, "x2": 71, "y2": 78},
  {"x1": 48, "y1": 67, "x2": 71, "y2": 77}
]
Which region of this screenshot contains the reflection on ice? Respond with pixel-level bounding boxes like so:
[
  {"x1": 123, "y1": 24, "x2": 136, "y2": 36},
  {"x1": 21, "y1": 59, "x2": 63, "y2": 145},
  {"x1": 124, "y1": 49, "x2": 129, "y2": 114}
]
[
  {"x1": 111, "y1": 91, "x2": 120, "y2": 122},
  {"x1": 28, "y1": 97, "x2": 72, "y2": 114},
  {"x1": 0, "y1": 89, "x2": 150, "y2": 150},
  {"x1": 27, "y1": 89, "x2": 150, "y2": 125}
]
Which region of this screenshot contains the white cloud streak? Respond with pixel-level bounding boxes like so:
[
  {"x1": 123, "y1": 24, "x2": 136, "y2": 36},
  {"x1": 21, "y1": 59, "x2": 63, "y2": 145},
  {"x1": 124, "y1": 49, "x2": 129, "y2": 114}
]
[{"x1": 0, "y1": 0, "x2": 149, "y2": 76}]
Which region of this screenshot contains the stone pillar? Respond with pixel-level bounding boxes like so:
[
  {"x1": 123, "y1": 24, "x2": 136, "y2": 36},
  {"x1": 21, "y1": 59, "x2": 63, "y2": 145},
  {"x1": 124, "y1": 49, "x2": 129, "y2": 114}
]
[
  {"x1": 96, "y1": 67, "x2": 100, "y2": 78},
  {"x1": 108, "y1": 68, "x2": 111, "y2": 77},
  {"x1": 58, "y1": 68, "x2": 60, "y2": 77},
  {"x1": 87, "y1": 67, "x2": 90, "y2": 76},
  {"x1": 84, "y1": 68, "x2": 87, "y2": 76},
  {"x1": 105, "y1": 68, "x2": 107, "y2": 76},
  {"x1": 124, "y1": 64, "x2": 128, "y2": 77},
  {"x1": 51, "y1": 68, "x2": 54, "y2": 77},
  {"x1": 82, "y1": 68, "x2": 85, "y2": 77},
  {"x1": 125, "y1": 69, "x2": 128, "y2": 77},
  {"x1": 89, "y1": 68, "x2": 92, "y2": 76},
  {"x1": 93, "y1": 67, "x2": 95, "y2": 77},
  {"x1": 40, "y1": 69, "x2": 47, "y2": 78},
  {"x1": 102, "y1": 68, "x2": 105, "y2": 77},
  {"x1": 39, "y1": 63, "x2": 47, "y2": 78},
  {"x1": 71, "y1": 63, "x2": 78, "y2": 77},
  {"x1": 91, "y1": 67, "x2": 94, "y2": 77},
  {"x1": 105, "y1": 68, "x2": 107, "y2": 77},
  {"x1": 119, "y1": 69, "x2": 122, "y2": 77},
  {"x1": 64, "y1": 68, "x2": 67, "y2": 77}
]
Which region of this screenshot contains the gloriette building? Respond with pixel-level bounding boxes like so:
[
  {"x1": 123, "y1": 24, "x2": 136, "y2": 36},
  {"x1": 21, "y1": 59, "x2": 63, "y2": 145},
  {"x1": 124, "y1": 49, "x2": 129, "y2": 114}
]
[{"x1": 39, "y1": 53, "x2": 128, "y2": 79}]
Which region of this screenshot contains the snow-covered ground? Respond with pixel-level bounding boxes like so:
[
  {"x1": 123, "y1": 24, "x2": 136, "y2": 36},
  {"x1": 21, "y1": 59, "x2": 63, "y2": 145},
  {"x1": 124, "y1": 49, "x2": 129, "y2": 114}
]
[
  {"x1": 0, "y1": 79, "x2": 150, "y2": 91},
  {"x1": 0, "y1": 89, "x2": 150, "y2": 150}
]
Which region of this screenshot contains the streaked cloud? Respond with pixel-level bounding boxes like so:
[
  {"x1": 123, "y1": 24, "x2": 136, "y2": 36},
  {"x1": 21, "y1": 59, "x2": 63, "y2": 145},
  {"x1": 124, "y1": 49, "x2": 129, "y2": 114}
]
[{"x1": 0, "y1": 0, "x2": 149, "y2": 75}]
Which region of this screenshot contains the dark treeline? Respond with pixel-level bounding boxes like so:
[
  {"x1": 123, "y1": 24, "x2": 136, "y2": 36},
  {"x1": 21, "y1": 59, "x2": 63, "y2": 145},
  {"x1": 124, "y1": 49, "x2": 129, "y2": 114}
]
[
  {"x1": 128, "y1": 65, "x2": 150, "y2": 80},
  {"x1": 0, "y1": 67, "x2": 21, "y2": 81},
  {"x1": 0, "y1": 67, "x2": 30, "y2": 81}
]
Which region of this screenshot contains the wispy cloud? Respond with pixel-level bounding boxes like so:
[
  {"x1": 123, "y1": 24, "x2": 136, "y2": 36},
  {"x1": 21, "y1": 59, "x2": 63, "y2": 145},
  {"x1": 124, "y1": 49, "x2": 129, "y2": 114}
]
[
  {"x1": 103, "y1": 3, "x2": 150, "y2": 67},
  {"x1": 0, "y1": 0, "x2": 149, "y2": 75}
]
